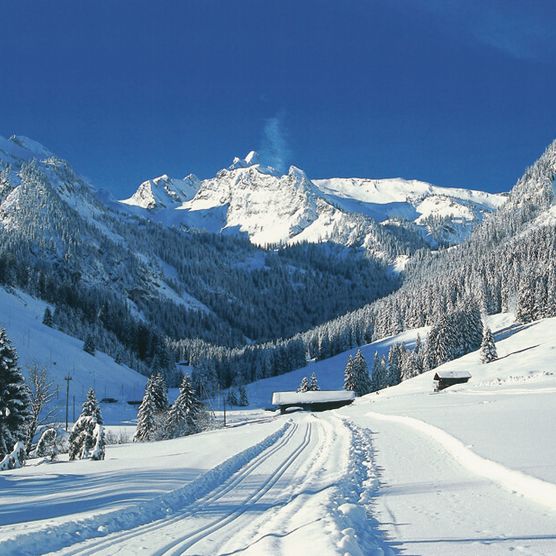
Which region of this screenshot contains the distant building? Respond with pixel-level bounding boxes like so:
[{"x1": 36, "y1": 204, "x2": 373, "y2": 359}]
[
  {"x1": 433, "y1": 370, "x2": 471, "y2": 391},
  {"x1": 272, "y1": 390, "x2": 355, "y2": 414}
]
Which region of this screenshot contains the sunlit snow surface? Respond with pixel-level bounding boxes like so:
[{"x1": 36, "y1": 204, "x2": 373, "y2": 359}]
[{"x1": 1, "y1": 312, "x2": 555, "y2": 555}]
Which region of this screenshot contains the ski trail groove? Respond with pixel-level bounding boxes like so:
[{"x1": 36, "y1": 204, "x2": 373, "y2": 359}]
[
  {"x1": 3, "y1": 422, "x2": 291, "y2": 556},
  {"x1": 153, "y1": 419, "x2": 315, "y2": 556},
  {"x1": 62, "y1": 422, "x2": 300, "y2": 556}
]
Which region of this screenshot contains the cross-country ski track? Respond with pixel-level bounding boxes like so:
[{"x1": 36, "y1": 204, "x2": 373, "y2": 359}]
[{"x1": 2, "y1": 414, "x2": 385, "y2": 556}]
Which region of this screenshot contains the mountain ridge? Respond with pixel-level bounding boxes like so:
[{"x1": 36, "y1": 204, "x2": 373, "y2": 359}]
[{"x1": 121, "y1": 151, "x2": 507, "y2": 251}]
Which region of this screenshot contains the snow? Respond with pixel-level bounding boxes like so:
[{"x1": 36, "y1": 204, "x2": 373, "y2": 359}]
[
  {"x1": 121, "y1": 174, "x2": 200, "y2": 210},
  {"x1": 271, "y1": 390, "x2": 355, "y2": 405},
  {"x1": 314, "y1": 176, "x2": 506, "y2": 212},
  {"x1": 0, "y1": 286, "x2": 147, "y2": 424},
  {"x1": 336, "y1": 314, "x2": 556, "y2": 554},
  {"x1": 2, "y1": 305, "x2": 555, "y2": 554}
]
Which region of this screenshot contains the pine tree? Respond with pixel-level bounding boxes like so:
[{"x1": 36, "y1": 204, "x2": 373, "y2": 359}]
[
  {"x1": 309, "y1": 372, "x2": 320, "y2": 391},
  {"x1": 68, "y1": 416, "x2": 97, "y2": 460},
  {"x1": 134, "y1": 378, "x2": 157, "y2": 442},
  {"x1": 36, "y1": 428, "x2": 58, "y2": 460},
  {"x1": 81, "y1": 388, "x2": 103, "y2": 425},
  {"x1": 480, "y1": 326, "x2": 498, "y2": 364},
  {"x1": 373, "y1": 355, "x2": 389, "y2": 392},
  {"x1": 297, "y1": 376, "x2": 309, "y2": 393},
  {"x1": 386, "y1": 344, "x2": 402, "y2": 387},
  {"x1": 238, "y1": 385, "x2": 249, "y2": 406},
  {"x1": 91, "y1": 423, "x2": 106, "y2": 460},
  {"x1": 42, "y1": 307, "x2": 53, "y2": 327},
  {"x1": 83, "y1": 335, "x2": 96, "y2": 356},
  {"x1": 166, "y1": 375, "x2": 201, "y2": 438},
  {"x1": 69, "y1": 387, "x2": 104, "y2": 460},
  {"x1": 516, "y1": 276, "x2": 535, "y2": 323},
  {"x1": 150, "y1": 372, "x2": 168, "y2": 412},
  {"x1": 0, "y1": 329, "x2": 32, "y2": 459},
  {"x1": 343, "y1": 355, "x2": 356, "y2": 392},
  {"x1": 352, "y1": 349, "x2": 371, "y2": 395}
]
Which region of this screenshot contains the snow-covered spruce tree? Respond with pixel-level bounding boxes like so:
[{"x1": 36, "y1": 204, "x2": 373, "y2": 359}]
[
  {"x1": 83, "y1": 334, "x2": 96, "y2": 356},
  {"x1": 166, "y1": 375, "x2": 201, "y2": 439},
  {"x1": 42, "y1": 307, "x2": 53, "y2": 327},
  {"x1": 150, "y1": 372, "x2": 168, "y2": 413},
  {"x1": 0, "y1": 329, "x2": 31, "y2": 460},
  {"x1": 91, "y1": 423, "x2": 106, "y2": 460},
  {"x1": 238, "y1": 385, "x2": 249, "y2": 406},
  {"x1": 370, "y1": 352, "x2": 388, "y2": 392},
  {"x1": 68, "y1": 416, "x2": 96, "y2": 460},
  {"x1": 309, "y1": 372, "x2": 320, "y2": 391},
  {"x1": 0, "y1": 441, "x2": 26, "y2": 471},
  {"x1": 344, "y1": 355, "x2": 356, "y2": 392},
  {"x1": 134, "y1": 378, "x2": 158, "y2": 442},
  {"x1": 81, "y1": 388, "x2": 103, "y2": 425},
  {"x1": 36, "y1": 428, "x2": 59, "y2": 460},
  {"x1": 297, "y1": 376, "x2": 309, "y2": 393},
  {"x1": 516, "y1": 277, "x2": 535, "y2": 324},
  {"x1": 480, "y1": 326, "x2": 498, "y2": 364},
  {"x1": 352, "y1": 349, "x2": 371, "y2": 396},
  {"x1": 69, "y1": 387, "x2": 104, "y2": 460},
  {"x1": 386, "y1": 344, "x2": 402, "y2": 387}
]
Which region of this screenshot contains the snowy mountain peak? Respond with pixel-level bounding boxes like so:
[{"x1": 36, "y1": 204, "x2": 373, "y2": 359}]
[
  {"x1": 121, "y1": 173, "x2": 200, "y2": 210},
  {"x1": 230, "y1": 150, "x2": 260, "y2": 169}
]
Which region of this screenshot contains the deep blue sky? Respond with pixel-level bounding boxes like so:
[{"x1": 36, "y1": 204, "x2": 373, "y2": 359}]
[{"x1": 1, "y1": 1, "x2": 555, "y2": 196}]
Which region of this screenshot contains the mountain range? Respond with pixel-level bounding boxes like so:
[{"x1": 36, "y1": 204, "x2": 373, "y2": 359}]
[
  {"x1": 1, "y1": 132, "x2": 554, "y2": 386},
  {"x1": 121, "y1": 150, "x2": 506, "y2": 252}
]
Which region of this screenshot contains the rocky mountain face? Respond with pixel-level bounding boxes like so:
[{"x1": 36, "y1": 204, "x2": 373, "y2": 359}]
[{"x1": 122, "y1": 151, "x2": 506, "y2": 253}]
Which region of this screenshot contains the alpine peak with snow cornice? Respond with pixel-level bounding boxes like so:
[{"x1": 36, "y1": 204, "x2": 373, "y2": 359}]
[{"x1": 122, "y1": 149, "x2": 507, "y2": 253}]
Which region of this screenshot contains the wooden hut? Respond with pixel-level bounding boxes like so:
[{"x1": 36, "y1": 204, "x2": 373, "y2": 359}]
[
  {"x1": 433, "y1": 370, "x2": 471, "y2": 391},
  {"x1": 272, "y1": 390, "x2": 355, "y2": 414}
]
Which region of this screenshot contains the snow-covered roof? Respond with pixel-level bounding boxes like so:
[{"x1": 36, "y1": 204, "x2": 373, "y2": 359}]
[
  {"x1": 434, "y1": 370, "x2": 472, "y2": 379},
  {"x1": 272, "y1": 390, "x2": 355, "y2": 405}
]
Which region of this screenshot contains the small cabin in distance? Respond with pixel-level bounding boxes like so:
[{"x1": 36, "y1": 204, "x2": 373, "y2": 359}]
[
  {"x1": 272, "y1": 390, "x2": 355, "y2": 414},
  {"x1": 434, "y1": 370, "x2": 471, "y2": 391}
]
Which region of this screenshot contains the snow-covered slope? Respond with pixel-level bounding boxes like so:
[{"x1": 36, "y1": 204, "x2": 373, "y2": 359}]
[
  {"x1": 122, "y1": 152, "x2": 506, "y2": 250},
  {"x1": 0, "y1": 287, "x2": 146, "y2": 424}
]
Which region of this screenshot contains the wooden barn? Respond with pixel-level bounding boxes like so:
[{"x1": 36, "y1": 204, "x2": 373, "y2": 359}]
[
  {"x1": 433, "y1": 370, "x2": 472, "y2": 391},
  {"x1": 271, "y1": 390, "x2": 355, "y2": 414}
]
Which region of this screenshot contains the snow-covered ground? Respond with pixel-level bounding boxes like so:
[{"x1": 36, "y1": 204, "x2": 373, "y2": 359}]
[
  {"x1": 337, "y1": 314, "x2": 556, "y2": 555},
  {"x1": 2, "y1": 312, "x2": 555, "y2": 554},
  {"x1": 0, "y1": 287, "x2": 147, "y2": 424}
]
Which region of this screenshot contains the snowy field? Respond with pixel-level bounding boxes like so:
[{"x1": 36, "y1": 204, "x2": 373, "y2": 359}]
[{"x1": 1, "y1": 306, "x2": 555, "y2": 554}]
